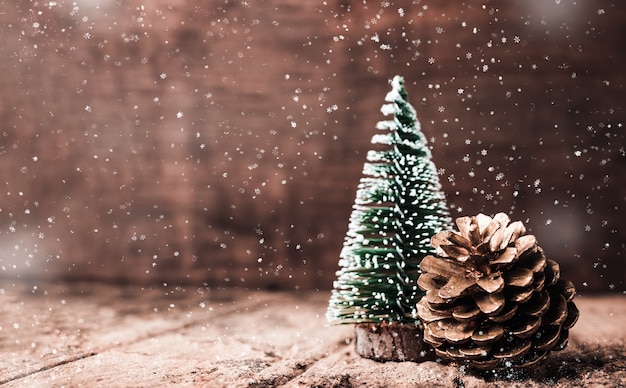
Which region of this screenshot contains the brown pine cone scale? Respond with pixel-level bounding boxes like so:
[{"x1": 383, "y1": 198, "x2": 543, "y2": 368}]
[{"x1": 416, "y1": 213, "x2": 579, "y2": 370}]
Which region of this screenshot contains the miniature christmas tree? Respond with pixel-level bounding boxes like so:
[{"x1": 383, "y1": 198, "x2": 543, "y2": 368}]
[{"x1": 327, "y1": 76, "x2": 451, "y2": 361}]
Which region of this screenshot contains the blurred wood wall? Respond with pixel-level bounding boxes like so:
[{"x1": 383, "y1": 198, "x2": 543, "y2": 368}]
[{"x1": 0, "y1": 0, "x2": 624, "y2": 292}]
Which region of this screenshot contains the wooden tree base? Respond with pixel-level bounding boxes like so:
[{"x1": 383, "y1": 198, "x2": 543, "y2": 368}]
[{"x1": 354, "y1": 322, "x2": 435, "y2": 362}]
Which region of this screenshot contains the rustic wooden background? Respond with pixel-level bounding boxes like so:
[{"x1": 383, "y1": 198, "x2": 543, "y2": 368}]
[{"x1": 0, "y1": 0, "x2": 624, "y2": 292}]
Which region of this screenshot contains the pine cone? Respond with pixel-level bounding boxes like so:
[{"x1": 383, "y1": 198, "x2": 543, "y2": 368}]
[{"x1": 416, "y1": 213, "x2": 579, "y2": 370}]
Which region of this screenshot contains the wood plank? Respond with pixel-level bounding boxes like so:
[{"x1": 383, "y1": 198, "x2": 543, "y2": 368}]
[
  {"x1": 0, "y1": 282, "x2": 262, "y2": 384},
  {"x1": 0, "y1": 283, "x2": 624, "y2": 387}
]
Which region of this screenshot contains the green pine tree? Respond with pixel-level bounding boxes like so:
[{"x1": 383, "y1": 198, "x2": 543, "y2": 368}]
[{"x1": 327, "y1": 76, "x2": 451, "y2": 324}]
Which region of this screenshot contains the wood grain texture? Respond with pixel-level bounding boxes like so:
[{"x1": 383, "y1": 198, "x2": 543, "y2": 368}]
[
  {"x1": 0, "y1": 282, "x2": 624, "y2": 387},
  {"x1": 354, "y1": 322, "x2": 435, "y2": 362}
]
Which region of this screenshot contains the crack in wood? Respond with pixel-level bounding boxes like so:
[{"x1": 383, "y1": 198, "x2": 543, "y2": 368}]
[
  {"x1": 0, "y1": 351, "x2": 99, "y2": 385},
  {"x1": 247, "y1": 345, "x2": 347, "y2": 387}
]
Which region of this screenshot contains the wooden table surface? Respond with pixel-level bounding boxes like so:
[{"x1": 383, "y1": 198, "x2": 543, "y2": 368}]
[{"x1": 0, "y1": 282, "x2": 624, "y2": 387}]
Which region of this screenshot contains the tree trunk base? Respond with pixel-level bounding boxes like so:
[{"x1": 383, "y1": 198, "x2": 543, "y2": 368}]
[{"x1": 354, "y1": 322, "x2": 435, "y2": 362}]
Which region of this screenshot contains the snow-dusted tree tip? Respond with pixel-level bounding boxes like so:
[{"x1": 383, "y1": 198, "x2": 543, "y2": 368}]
[{"x1": 327, "y1": 76, "x2": 452, "y2": 325}]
